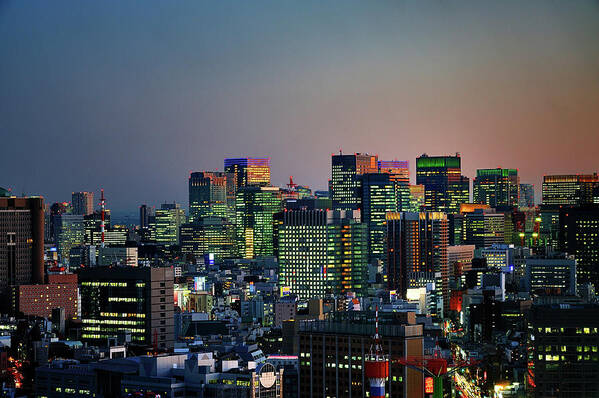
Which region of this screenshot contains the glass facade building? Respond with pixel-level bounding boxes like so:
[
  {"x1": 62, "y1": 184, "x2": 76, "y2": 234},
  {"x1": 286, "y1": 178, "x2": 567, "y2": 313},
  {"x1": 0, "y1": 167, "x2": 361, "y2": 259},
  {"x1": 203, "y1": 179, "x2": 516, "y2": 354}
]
[
  {"x1": 224, "y1": 157, "x2": 271, "y2": 188},
  {"x1": 277, "y1": 209, "x2": 368, "y2": 299},
  {"x1": 416, "y1": 154, "x2": 470, "y2": 214},
  {"x1": 386, "y1": 212, "x2": 449, "y2": 317},
  {"x1": 542, "y1": 174, "x2": 598, "y2": 206},
  {"x1": 180, "y1": 217, "x2": 237, "y2": 262},
  {"x1": 188, "y1": 171, "x2": 230, "y2": 223},
  {"x1": 473, "y1": 168, "x2": 519, "y2": 208},
  {"x1": 235, "y1": 186, "x2": 282, "y2": 259},
  {"x1": 153, "y1": 203, "x2": 185, "y2": 246},
  {"x1": 331, "y1": 153, "x2": 378, "y2": 211}
]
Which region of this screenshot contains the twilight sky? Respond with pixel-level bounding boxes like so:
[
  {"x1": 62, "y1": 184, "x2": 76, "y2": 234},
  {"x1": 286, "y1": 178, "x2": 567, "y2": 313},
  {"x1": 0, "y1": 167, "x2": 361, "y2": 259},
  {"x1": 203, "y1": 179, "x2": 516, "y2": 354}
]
[{"x1": 1, "y1": 0, "x2": 598, "y2": 211}]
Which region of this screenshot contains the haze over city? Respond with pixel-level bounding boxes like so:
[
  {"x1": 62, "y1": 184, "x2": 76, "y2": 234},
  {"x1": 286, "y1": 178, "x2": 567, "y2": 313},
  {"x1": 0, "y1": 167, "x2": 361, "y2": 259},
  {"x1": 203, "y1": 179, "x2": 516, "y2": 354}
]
[{"x1": 2, "y1": 0, "x2": 599, "y2": 210}]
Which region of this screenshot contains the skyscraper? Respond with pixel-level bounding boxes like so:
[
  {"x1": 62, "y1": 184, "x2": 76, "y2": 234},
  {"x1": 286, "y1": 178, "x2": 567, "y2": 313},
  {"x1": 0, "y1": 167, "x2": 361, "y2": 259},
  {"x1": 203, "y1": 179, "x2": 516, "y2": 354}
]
[
  {"x1": 473, "y1": 168, "x2": 519, "y2": 208},
  {"x1": 462, "y1": 208, "x2": 505, "y2": 248},
  {"x1": 277, "y1": 209, "x2": 368, "y2": 299},
  {"x1": 361, "y1": 173, "x2": 398, "y2": 266},
  {"x1": 71, "y1": 191, "x2": 94, "y2": 216},
  {"x1": 542, "y1": 174, "x2": 598, "y2": 206},
  {"x1": 386, "y1": 212, "x2": 449, "y2": 317},
  {"x1": 330, "y1": 153, "x2": 378, "y2": 211},
  {"x1": 378, "y1": 160, "x2": 411, "y2": 211},
  {"x1": 56, "y1": 214, "x2": 85, "y2": 263},
  {"x1": 153, "y1": 202, "x2": 185, "y2": 246},
  {"x1": 235, "y1": 186, "x2": 282, "y2": 258},
  {"x1": 188, "y1": 171, "x2": 229, "y2": 222},
  {"x1": 139, "y1": 204, "x2": 151, "y2": 229},
  {"x1": 0, "y1": 195, "x2": 45, "y2": 311},
  {"x1": 416, "y1": 154, "x2": 470, "y2": 214},
  {"x1": 559, "y1": 205, "x2": 599, "y2": 291},
  {"x1": 224, "y1": 157, "x2": 271, "y2": 188},
  {"x1": 519, "y1": 183, "x2": 535, "y2": 208}
]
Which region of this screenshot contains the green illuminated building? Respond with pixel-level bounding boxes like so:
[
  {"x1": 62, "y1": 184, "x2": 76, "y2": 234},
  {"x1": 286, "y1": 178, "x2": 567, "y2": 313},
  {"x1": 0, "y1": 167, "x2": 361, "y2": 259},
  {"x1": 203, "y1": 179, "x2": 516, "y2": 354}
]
[
  {"x1": 79, "y1": 266, "x2": 174, "y2": 350},
  {"x1": 361, "y1": 173, "x2": 398, "y2": 266},
  {"x1": 153, "y1": 202, "x2": 185, "y2": 246},
  {"x1": 189, "y1": 171, "x2": 233, "y2": 222},
  {"x1": 235, "y1": 186, "x2": 282, "y2": 258},
  {"x1": 416, "y1": 154, "x2": 470, "y2": 214},
  {"x1": 56, "y1": 214, "x2": 85, "y2": 263},
  {"x1": 473, "y1": 168, "x2": 519, "y2": 208},
  {"x1": 277, "y1": 209, "x2": 368, "y2": 299},
  {"x1": 180, "y1": 217, "x2": 237, "y2": 262}
]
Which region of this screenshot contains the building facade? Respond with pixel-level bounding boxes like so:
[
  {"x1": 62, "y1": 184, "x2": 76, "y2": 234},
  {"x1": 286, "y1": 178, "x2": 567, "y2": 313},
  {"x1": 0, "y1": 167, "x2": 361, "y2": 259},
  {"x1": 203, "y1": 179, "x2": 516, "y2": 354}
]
[
  {"x1": 188, "y1": 171, "x2": 231, "y2": 223},
  {"x1": 331, "y1": 153, "x2": 378, "y2": 211},
  {"x1": 236, "y1": 186, "x2": 282, "y2": 259},
  {"x1": 0, "y1": 196, "x2": 45, "y2": 307},
  {"x1": 473, "y1": 168, "x2": 519, "y2": 208},
  {"x1": 299, "y1": 311, "x2": 424, "y2": 398},
  {"x1": 416, "y1": 154, "x2": 470, "y2": 214},
  {"x1": 180, "y1": 217, "x2": 237, "y2": 262},
  {"x1": 79, "y1": 266, "x2": 174, "y2": 350},
  {"x1": 386, "y1": 212, "x2": 449, "y2": 317},
  {"x1": 559, "y1": 205, "x2": 599, "y2": 291},
  {"x1": 542, "y1": 174, "x2": 598, "y2": 206},
  {"x1": 224, "y1": 157, "x2": 271, "y2": 188},
  {"x1": 277, "y1": 209, "x2": 368, "y2": 299},
  {"x1": 153, "y1": 203, "x2": 185, "y2": 246},
  {"x1": 71, "y1": 192, "x2": 94, "y2": 216}
]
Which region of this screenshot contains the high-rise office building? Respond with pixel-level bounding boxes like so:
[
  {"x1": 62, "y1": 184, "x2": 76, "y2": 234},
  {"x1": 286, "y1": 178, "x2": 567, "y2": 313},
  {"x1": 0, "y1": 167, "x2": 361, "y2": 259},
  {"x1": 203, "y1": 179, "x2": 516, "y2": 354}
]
[
  {"x1": 542, "y1": 174, "x2": 598, "y2": 206},
  {"x1": 416, "y1": 154, "x2": 470, "y2": 214},
  {"x1": 71, "y1": 191, "x2": 94, "y2": 216},
  {"x1": 79, "y1": 266, "x2": 174, "y2": 350},
  {"x1": 378, "y1": 160, "x2": 411, "y2": 211},
  {"x1": 528, "y1": 304, "x2": 599, "y2": 397},
  {"x1": 409, "y1": 184, "x2": 425, "y2": 212},
  {"x1": 153, "y1": 203, "x2": 185, "y2": 246},
  {"x1": 559, "y1": 205, "x2": 599, "y2": 291},
  {"x1": 180, "y1": 217, "x2": 237, "y2": 262},
  {"x1": 224, "y1": 157, "x2": 271, "y2": 188},
  {"x1": 0, "y1": 195, "x2": 45, "y2": 311},
  {"x1": 473, "y1": 168, "x2": 519, "y2": 208},
  {"x1": 277, "y1": 209, "x2": 368, "y2": 299},
  {"x1": 361, "y1": 173, "x2": 398, "y2": 266},
  {"x1": 519, "y1": 183, "x2": 535, "y2": 208},
  {"x1": 386, "y1": 212, "x2": 449, "y2": 316},
  {"x1": 188, "y1": 171, "x2": 230, "y2": 223},
  {"x1": 56, "y1": 214, "x2": 85, "y2": 263},
  {"x1": 525, "y1": 255, "x2": 577, "y2": 296},
  {"x1": 462, "y1": 208, "x2": 505, "y2": 248},
  {"x1": 299, "y1": 311, "x2": 424, "y2": 398},
  {"x1": 236, "y1": 186, "x2": 282, "y2": 258},
  {"x1": 330, "y1": 153, "x2": 378, "y2": 211},
  {"x1": 139, "y1": 204, "x2": 151, "y2": 229}
]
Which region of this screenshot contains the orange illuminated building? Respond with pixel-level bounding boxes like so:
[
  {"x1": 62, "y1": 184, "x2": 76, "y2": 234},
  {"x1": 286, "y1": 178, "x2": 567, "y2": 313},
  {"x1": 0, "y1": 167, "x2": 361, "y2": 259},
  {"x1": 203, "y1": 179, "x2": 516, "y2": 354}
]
[{"x1": 459, "y1": 203, "x2": 490, "y2": 214}]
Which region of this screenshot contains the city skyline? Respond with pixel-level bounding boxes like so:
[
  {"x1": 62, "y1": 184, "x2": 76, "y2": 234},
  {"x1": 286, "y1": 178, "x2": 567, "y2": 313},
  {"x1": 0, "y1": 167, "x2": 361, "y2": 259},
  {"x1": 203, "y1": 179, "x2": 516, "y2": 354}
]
[{"x1": 2, "y1": 1, "x2": 599, "y2": 210}]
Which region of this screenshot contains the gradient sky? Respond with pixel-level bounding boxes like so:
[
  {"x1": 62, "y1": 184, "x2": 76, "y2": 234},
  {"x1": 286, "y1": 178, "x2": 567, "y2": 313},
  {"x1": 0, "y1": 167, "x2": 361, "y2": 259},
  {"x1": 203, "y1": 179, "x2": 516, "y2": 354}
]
[{"x1": 1, "y1": 0, "x2": 598, "y2": 211}]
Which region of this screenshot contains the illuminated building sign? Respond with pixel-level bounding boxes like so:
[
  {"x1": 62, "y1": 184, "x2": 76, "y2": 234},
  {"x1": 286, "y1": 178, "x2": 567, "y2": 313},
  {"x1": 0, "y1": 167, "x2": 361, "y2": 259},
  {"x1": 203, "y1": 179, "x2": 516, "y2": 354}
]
[{"x1": 425, "y1": 377, "x2": 434, "y2": 394}]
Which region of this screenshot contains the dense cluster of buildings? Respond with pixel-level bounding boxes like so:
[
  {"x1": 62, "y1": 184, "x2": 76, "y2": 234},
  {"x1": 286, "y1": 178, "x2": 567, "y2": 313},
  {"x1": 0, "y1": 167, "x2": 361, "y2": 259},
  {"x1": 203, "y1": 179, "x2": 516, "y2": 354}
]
[{"x1": 1, "y1": 154, "x2": 599, "y2": 397}]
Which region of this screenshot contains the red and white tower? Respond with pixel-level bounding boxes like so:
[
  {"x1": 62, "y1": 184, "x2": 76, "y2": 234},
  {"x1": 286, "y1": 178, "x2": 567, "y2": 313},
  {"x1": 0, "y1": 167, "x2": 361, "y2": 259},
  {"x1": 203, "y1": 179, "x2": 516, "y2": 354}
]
[{"x1": 365, "y1": 305, "x2": 389, "y2": 398}]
